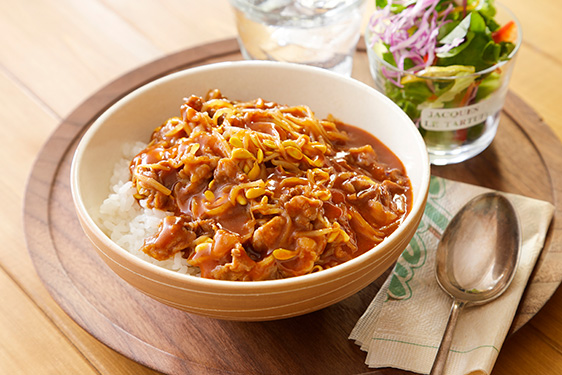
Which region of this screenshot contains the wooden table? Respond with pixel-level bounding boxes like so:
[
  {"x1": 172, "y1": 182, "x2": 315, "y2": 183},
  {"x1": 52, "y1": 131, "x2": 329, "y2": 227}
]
[{"x1": 2, "y1": 1, "x2": 561, "y2": 374}]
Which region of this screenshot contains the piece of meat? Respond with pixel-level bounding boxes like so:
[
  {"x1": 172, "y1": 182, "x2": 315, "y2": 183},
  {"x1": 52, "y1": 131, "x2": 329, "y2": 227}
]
[
  {"x1": 141, "y1": 216, "x2": 196, "y2": 260},
  {"x1": 213, "y1": 158, "x2": 240, "y2": 184},
  {"x1": 190, "y1": 229, "x2": 240, "y2": 265},
  {"x1": 252, "y1": 216, "x2": 288, "y2": 256},
  {"x1": 183, "y1": 95, "x2": 203, "y2": 112},
  {"x1": 347, "y1": 144, "x2": 378, "y2": 169},
  {"x1": 284, "y1": 195, "x2": 322, "y2": 228},
  {"x1": 367, "y1": 199, "x2": 398, "y2": 226},
  {"x1": 277, "y1": 236, "x2": 326, "y2": 278},
  {"x1": 208, "y1": 245, "x2": 255, "y2": 281}
]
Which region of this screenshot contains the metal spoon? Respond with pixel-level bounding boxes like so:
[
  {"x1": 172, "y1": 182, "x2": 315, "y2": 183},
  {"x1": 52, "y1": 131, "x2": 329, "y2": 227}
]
[{"x1": 430, "y1": 192, "x2": 521, "y2": 375}]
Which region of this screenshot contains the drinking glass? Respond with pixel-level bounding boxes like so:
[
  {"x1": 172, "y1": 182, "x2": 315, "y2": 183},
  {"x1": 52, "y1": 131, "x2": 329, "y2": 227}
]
[{"x1": 230, "y1": 0, "x2": 367, "y2": 76}]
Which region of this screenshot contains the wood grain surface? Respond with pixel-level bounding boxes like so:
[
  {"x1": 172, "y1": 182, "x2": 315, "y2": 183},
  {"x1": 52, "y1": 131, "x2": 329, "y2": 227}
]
[
  {"x1": 23, "y1": 40, "x2": 562, "y2": 375},
  {"x1": 4, "y1": 1, "x2": 562, "y2": 374}
]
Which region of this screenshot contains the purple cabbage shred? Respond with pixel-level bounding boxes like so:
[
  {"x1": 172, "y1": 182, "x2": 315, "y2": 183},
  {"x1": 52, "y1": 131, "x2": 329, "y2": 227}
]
[{"x1": 368, "y1": 0, "x2": 459, "y2": 83}]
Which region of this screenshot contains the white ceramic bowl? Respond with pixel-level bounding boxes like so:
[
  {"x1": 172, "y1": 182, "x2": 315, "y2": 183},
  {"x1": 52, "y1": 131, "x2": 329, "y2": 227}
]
[{"x1": 71, "y1": 61, "x2": 430, "y2": 321}]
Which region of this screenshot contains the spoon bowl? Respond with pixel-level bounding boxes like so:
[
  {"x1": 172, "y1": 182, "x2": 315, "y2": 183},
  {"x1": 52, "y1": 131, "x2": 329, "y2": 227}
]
[
  {"x1": 430, "y1": 192, "x2": 521, "y2": 375},
  {"x1": 436, "y1": 192, "x2": 521, "y2": 303}
]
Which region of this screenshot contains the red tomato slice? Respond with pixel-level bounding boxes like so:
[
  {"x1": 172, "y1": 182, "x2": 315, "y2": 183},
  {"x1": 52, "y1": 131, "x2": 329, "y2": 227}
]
[{"x1": 492, "y1": 21, "x2": 517, "y2": 43}]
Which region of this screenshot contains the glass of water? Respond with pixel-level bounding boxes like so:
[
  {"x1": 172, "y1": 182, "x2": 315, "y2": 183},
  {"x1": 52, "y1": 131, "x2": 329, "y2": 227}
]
[{"x1": 229, "y1": 0, "x2": 367, "y2": 76}]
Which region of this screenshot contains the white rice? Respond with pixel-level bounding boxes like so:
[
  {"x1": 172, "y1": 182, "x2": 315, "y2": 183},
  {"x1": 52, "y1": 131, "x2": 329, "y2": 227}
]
[{"x1": 96, "y1": 141, "x2": 198, "y2": 276}]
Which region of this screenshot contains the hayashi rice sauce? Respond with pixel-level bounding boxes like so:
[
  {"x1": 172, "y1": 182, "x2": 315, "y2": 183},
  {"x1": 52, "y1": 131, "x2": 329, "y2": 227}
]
[{"x1": 130, "y1": 89, "x2": 412, "y2": 280}]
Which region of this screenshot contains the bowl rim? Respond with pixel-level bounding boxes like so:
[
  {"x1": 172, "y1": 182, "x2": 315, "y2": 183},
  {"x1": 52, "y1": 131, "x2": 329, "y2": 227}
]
[{"x1": 71, "y1": 60, "x2": 431, "y2": 292}]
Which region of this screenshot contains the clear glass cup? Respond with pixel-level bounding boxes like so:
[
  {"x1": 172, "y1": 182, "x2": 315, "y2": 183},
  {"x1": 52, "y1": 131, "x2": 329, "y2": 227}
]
[
  {"x1": 229, "y1": 0, "x2": 367, "y2": 76},
  {"x1": 365, "y1": 3, "x2": 522, "y2": 165}
]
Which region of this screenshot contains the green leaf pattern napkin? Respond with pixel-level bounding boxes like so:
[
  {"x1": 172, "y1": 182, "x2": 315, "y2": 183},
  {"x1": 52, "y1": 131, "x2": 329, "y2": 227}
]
[{"x1": 350, "y1": 176, "x2": 555, "y2": 375}]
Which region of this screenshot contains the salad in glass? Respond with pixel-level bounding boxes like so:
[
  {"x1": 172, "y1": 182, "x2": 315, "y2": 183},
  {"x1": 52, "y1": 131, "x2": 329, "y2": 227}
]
[{"x1": 366, "y1": 0, "x2": 521, "y2": 164}]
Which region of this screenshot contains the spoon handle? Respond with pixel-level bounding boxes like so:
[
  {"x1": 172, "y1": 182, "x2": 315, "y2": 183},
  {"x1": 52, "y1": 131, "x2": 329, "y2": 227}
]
[{"x1": 430, "y1": 300, "x2": 466, "y2": 375}]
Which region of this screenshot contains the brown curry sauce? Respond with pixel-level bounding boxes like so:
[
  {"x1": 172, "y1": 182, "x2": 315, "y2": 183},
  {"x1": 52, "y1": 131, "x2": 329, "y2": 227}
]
[{"x1": 130, "y1": 89, "x2": 412, "y2": 280}]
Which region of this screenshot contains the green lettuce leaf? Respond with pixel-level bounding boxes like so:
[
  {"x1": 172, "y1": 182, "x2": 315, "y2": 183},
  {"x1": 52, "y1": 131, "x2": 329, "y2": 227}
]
[{"x1": 436, "y1": 11, "x2": 497, "y2": 71}]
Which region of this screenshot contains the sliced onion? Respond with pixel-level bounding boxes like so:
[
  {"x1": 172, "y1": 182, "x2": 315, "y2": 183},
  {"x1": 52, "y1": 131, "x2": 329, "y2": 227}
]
[{"x1": 368, "y1": 0, "x2": 458, "y2": 82}]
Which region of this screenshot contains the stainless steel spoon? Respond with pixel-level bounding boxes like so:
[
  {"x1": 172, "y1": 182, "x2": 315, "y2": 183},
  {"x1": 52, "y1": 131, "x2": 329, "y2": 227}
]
[{"x1": 429, "y1": 192, "x2": 521, "y2": 375}]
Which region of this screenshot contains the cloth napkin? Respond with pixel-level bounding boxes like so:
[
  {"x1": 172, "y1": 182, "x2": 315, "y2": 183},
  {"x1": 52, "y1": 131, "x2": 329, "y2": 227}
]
[{"x1": 349, "y1": 176, "x2": 555, "y2": 375}]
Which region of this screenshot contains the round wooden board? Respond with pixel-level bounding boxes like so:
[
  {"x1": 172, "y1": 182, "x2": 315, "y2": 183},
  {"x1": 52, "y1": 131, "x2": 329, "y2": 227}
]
[{"x1": 24, "y1": 39, "x2": 562, "y2": 375}]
